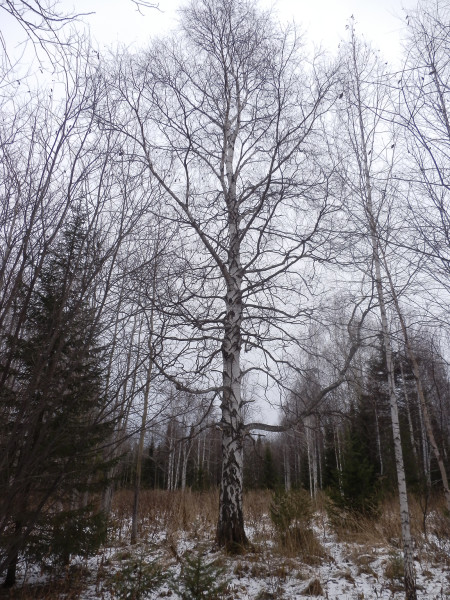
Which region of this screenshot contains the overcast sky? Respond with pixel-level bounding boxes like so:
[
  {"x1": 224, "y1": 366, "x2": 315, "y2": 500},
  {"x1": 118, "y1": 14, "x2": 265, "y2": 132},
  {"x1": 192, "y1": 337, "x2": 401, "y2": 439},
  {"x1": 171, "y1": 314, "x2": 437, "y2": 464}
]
[
  {"x1": 1, "y1": 0, "x2": 412, "y2": 88},
  {"x1": 71, "y1": 0, "x2": 409, "y2": 63},
  {"x1": 1, "y1": 0, "x2": 413, "y2": 425}
]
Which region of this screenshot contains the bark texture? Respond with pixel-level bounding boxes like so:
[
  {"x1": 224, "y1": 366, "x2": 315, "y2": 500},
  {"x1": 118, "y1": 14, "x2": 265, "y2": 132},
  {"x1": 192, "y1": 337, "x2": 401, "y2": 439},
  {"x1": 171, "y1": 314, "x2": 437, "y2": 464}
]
[{"x1": 217, "y1": 248, "x2": 248, "y2": 549}]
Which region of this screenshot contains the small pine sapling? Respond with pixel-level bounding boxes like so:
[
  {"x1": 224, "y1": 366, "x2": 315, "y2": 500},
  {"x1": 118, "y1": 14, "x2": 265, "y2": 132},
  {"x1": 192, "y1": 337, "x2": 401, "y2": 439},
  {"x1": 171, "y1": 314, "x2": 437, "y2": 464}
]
[{"x1": 175, "y1": 551, "x2": 228, "y2": 600}]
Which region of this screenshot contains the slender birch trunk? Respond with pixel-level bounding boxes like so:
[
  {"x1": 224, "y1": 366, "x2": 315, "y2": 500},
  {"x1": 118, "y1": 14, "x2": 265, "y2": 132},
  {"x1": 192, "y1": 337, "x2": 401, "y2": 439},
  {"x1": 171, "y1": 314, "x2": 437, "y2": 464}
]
[
  {"x1": 181, "y1": 439, "x2": 192, "y2": 492},
  {"x1": 334, "y1": 427, "x2": 343, "y2": 495},
  {"x1": 284, "y1": 445, "x2": 291, "y2": 492},
  {"x1": 417, "y1": 392, "x2": 431, "y2": 487},
  {"x1": 348, "y1": 31, "x2": 417, "y2": 599},
  {"x1": 369, "y1": 232, "x2": 416, "y2": 598},
  {"x1": 130, "y1": 359, "x2": 153, "y2": 543},
  {"x1": 174, "y1": 441, "x2": 182, "y2": 490},
  {"x1": 374, "y1": 404, "x2": 384, "y2": 476},
  {"x1": 167, "y1": 434, "x2": 175, "y2": 491},
  {"x1": 382, "y1": 256, "x2": 450, "y2": 513},
  {"x1": 101, "y1": 306, "x2": 135, "y2": 515},
  {"x1": 400, "y1": 360, "x2": 419, "y2": 466}
]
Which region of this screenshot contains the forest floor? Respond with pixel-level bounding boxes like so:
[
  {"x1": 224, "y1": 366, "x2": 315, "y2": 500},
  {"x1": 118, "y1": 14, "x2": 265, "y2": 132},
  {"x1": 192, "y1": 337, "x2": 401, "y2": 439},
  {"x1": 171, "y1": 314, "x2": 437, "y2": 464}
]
[{"x1": 5, "y1": 490, "x2": 450, "y2": 599}]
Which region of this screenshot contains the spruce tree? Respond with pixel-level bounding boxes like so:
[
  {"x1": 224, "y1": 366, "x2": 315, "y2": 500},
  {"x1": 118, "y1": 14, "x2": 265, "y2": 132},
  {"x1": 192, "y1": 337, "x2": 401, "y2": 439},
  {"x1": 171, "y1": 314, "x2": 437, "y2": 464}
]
[
  {"x1": 338, "y1": 423, "x2": 379, "y2": 515},
  {"x1": 326, "y1": 405, "x2": 380, "y2": 517},
  {"x1": 263, "y1": 444, "x2": 279, "y2": 490},
  {"x1": 0, "y1": 209, "x2": 113, "y2": 584}
]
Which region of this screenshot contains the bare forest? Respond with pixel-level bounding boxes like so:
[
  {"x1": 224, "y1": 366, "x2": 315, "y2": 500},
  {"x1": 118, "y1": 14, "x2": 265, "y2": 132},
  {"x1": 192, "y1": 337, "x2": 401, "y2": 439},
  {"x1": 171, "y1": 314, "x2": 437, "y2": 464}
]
[{"x1": 0, "y1": 1, "x2": 450, "y2": 599}]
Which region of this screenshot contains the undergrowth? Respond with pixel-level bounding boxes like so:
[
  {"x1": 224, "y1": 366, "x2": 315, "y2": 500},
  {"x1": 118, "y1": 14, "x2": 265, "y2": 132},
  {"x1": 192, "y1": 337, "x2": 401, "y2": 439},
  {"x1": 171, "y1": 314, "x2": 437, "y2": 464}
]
[{"x1": 2, "y1": 489, "x2": 449, "y2": 598}]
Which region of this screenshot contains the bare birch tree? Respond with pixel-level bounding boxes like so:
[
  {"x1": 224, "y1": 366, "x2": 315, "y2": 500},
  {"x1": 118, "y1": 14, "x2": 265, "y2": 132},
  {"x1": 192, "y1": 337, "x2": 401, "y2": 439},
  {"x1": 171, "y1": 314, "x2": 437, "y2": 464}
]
[
  {"x1": 337, "y1": 27, "x2": 417, "y2": 599},
  {"x1": 399, "y1": 1, "x2": 450, "y2": 318},
  {"x1": 101, "y1": 0, "x2": 346, "y2": 549},
  {"x1": 392, "y1": 0, "x2": 450, "y2": 514}
]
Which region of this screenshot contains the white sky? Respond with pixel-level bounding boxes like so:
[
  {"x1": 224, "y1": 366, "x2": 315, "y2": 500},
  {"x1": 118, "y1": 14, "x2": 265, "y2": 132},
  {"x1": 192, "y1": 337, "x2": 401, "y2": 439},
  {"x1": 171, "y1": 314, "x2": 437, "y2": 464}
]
[
  {"x1": 70, "y1": 0, "x2": 409, "y2": 63},
  {"x1": 2, "y1": 0, "x2": 410, "y2": 98},
  {"x1": 1, "y1": 0, "x2": 411, "y2": 425}
]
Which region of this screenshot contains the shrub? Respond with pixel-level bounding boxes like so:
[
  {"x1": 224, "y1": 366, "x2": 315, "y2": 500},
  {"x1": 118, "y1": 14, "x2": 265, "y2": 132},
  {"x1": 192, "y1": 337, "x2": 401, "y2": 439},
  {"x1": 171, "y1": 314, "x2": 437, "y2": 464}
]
[
  {"x1": 26, "y1": 507, "x2": 107, "y2": 567},
  {"x1": 108, "y1": 554, "x2": 167, "y2": 600},
  {"x1": 384, "y1": 553, "x2": 404, "y2": 581},
  {"x1": 270, "y1": 488, "x2": 313, "y2": 534},
  {"x1": 270, "y1": 489, "x2": 324, "y2": 560},
  {"x1": 175, "y1": 551, "x2": 228, "y2": 600}
]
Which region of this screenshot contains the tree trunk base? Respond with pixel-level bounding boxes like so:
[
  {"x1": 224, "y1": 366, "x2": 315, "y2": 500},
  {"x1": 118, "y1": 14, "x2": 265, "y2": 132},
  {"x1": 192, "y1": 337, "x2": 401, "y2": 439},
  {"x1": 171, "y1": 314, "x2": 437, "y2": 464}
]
[
  {"x1": 216, "y1": 518, "x2": 249, "y2": 554},
  {"x1": 2, "y1": 557, "x2": 17, "y2": 589}
]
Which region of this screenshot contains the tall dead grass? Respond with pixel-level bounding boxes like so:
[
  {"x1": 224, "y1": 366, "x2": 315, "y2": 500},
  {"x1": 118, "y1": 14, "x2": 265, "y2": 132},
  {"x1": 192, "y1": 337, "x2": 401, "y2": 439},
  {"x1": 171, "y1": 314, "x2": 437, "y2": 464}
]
[
  {"x1": 326, "y1": 491, "x2": 449, "y2": 549},
  {"x1": 6, "y1": 488, "x2": 449, "y2": 598},
  {"x1": 111, "y1": 488, "x2": 449, "y2": 553},
  {"x1": 111, "y1": 489, "x2": 220, "y2": 545}
]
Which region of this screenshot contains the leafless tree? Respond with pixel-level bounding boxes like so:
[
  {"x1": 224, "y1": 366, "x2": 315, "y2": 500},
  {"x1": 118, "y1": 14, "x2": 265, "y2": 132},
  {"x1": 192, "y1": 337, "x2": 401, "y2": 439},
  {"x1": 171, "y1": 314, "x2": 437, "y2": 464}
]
[
  {"x1": 398, "y1": 1, "x2": 450, "y2": 321},
  {"x1": 0, "y1": 36, "x2": 166, "y2": 581},
  {"x1": 336, "y1": 26, "x2": 417, "y2": 599},
  {"x1": 99, "y1": 0, "x2": 362, "y2": 549}
]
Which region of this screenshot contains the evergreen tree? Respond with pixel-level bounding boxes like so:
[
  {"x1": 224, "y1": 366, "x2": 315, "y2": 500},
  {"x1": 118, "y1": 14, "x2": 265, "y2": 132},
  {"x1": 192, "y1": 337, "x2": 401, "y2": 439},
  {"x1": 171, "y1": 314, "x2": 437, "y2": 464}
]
[
  {"x1": 263, "y1": 444, "x2": 279, "y2": 490},
  {"x1": 175, "y1": 551, "x2": 228, "y2": 600},
  {"x1": 0, "y1": 209, "x2": 113, "y2": 584},
  {"x1": 336, "y1": 423, "x2": 379, "y2": 515},
  {"x1": 326, "y1": 402, "x2": 380, "y2": 517}
]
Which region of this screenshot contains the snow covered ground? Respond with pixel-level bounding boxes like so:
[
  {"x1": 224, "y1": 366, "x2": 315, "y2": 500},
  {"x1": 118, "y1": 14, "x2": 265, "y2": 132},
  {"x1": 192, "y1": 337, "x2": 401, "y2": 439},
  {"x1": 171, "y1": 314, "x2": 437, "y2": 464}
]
[{"x1": 10, "y1": 493, "x2": 450, "y2": 599}]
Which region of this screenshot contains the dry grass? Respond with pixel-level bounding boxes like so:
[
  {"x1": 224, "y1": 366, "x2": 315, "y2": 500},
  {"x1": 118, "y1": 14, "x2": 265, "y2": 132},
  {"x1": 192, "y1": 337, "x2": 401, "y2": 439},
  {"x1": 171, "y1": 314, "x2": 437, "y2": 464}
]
[
  {"x1": 110, "y1": 488, "x2": 219, "y2": 544},
  {"x1": 326, "y1": 492, "x2": 449, "y2": 549},
  {"x1": 109, "y1": 488, "x2": 450, "y2": 570},
  {"x1": 5, "y1": 488, "x2": 450, "y2": 598},
  {"x1": 0, "y1": 569, "x2": 88, "y2": 600},
  {"x1": 243, "y1": 489, "x2": 272, "y2": 542}
]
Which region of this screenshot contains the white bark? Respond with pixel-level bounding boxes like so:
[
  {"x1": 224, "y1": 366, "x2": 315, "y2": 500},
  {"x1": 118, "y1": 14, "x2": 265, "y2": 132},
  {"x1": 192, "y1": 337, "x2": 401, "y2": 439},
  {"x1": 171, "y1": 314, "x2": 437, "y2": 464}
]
[
  {"x1": 374, "y1": 404, "x2": 384, "y2": 477},
  {"x1": 181, "y1": 440, "x2": 189, "y2": 492},
  {"x1": 418, "y1": 392, "x2": 431, "y2": 487},
  {"x1": 381, "y1": 258, "x2": 450, "y2": 513},
  {"x1": 400, "y1": 360, "x2": 419, "y2": 466},
  {"x1": 284, "y1": 445, "x2": 291, "y2": 492},
  {"x1": 345, "y1": 30, "x2": 417, "y2": 599},
  {"x1": 217, "y1": 255, "x2": 247, "y2": 548}
]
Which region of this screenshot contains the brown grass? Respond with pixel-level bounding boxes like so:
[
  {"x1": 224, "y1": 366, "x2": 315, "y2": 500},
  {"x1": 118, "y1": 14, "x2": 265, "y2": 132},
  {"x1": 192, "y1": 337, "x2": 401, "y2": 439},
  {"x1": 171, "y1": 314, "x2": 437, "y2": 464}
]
[
  {"x1": 326, "y1": 492, "x2": 449, "y2": 548},
  {"x1": 0, "y1": 571, "x2": 87, "y2": 600},
  {"x1": 110, "y1": 488, "x2": 219, "y2": 544},
  {"x1": 6, "y1": 488, "x2": 450, "y2": 598}
]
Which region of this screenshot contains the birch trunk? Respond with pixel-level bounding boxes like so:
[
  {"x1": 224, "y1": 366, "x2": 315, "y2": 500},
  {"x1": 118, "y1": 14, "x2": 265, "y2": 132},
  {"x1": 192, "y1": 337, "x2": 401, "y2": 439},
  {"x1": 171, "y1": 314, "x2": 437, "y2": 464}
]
[
  {"x1": 334, "y1": 427, "x2": 343, "y2": 495},
  {"x1": 181, "y1": 442, "x2": 188, "y2": 492},
  {"x1": 400, "y1": 360, "x2": 419, "y2": 465},
  {"x1": 216, "y1": 213, "x2": 247, "y2": 548},
  {"x1": 181, "y1": 437, "x2": 194, "y2": 492},
  {"x1": 305, "y1": 416, "x2": 318, "y2": 498},
  {"x1": 382, "y1": 257, "x2": 450, "y2": 513},
  {"x1": 167, "y1": 435, "x2": 174, "y2": 491},
  {"x1": 374, "y1": 404, "x2": 384, "y2": 476},
  {"x1": 284, "y1": 446, "x2": 291, "y2": 492},
  {"x1": 174, "y1": 441, "x2": 182, "y2": 490},
  {"x1": 348, "y1": 31, "x2": 417, "y2": 598},
  {"x1": 418, "y1": 392, "x2": 431, "y2": 487},
  {"x1": 215, "y1": 80, "x2": 248, "y2": 548},
  {"x1": 102, "y1": 314, "x2": 137, "y2": 514},
  {"x1": 371, "y1": 232, "x2": 417, "y2": 600},
  {"x1": 131, "y1": 358, "x2": 153, "y2": 544},
  {"x1": 368, "y1": 159, "x2": 417, "y2": 600},
  {"x1": 216, "y1": 278, "x2": 247, "y2": 549}
]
